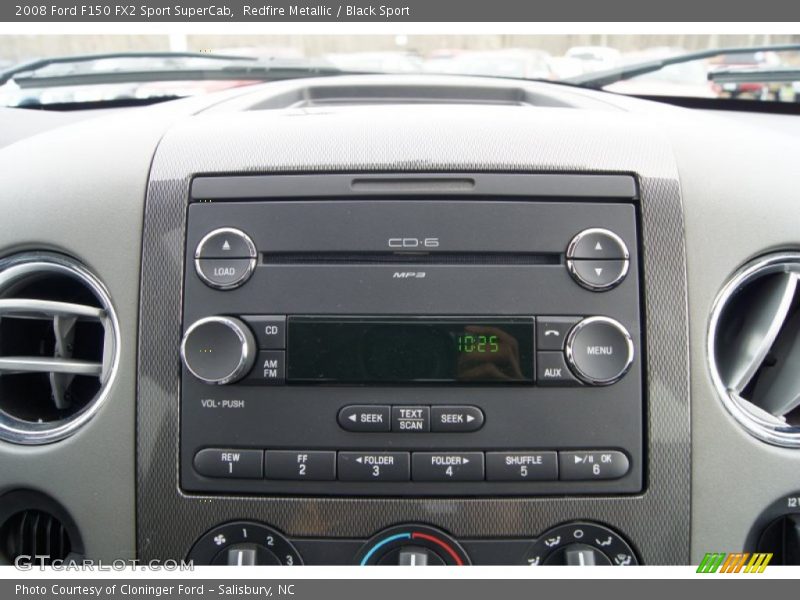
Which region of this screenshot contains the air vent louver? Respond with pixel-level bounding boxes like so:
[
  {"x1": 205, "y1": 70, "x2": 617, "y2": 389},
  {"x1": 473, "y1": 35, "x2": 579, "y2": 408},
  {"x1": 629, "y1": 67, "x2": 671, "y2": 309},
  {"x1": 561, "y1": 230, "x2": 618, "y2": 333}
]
[
  {"x1": 0, "y1": 490, "x2": 82, "y2": 566},
  {"x1": 0, "y1": 254, "x2": 118, "y2": 444},
  {"x1": 709, "y1": 253, "x2": 800, "y2": 446},
  {"x1": 0, "y1": 509, "x2": 71, "y2": 564}
]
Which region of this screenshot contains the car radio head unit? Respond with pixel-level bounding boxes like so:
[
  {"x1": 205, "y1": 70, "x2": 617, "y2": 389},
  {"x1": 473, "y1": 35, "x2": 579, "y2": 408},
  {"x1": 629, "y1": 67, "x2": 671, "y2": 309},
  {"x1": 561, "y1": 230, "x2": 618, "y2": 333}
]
[{"x1": 179, "y1": 179, "x2": 643, "y2": 497}]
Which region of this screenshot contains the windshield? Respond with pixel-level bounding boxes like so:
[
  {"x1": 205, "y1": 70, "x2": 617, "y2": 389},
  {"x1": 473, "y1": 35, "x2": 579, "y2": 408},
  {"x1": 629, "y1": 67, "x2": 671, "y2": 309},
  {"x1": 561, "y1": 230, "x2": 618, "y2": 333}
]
[{"x1": 2, "y1": 34, "x2": 800, "y2": 107}]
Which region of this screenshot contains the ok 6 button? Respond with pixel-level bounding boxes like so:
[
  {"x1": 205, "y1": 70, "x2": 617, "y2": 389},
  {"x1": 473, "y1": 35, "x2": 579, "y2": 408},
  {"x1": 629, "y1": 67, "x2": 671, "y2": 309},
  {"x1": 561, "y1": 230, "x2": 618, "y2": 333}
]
[
  {"x1": 559, "y1": 450, "x2": 630, "y2": 481},
  {"x1": 338, "y1": 405, "x2": 391, "y2": 432},
  {"x1": 431, "y1": 406, "x2": 484, "y2": 432}
]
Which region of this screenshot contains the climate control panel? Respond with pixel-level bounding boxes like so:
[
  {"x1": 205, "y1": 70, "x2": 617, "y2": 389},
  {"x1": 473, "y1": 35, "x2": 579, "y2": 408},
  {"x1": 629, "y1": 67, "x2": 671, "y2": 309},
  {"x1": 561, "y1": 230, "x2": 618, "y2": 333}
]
[{"x1": 187, "y1": 521, "x2": 639, "y2": 566}]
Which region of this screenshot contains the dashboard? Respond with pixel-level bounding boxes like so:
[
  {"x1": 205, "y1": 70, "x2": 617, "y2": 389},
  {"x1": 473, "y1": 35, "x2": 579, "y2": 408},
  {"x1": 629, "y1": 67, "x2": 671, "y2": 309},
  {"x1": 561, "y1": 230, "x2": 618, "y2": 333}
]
[{"x1": 0, "y1": 74, "x2": 798, "y2": 567}]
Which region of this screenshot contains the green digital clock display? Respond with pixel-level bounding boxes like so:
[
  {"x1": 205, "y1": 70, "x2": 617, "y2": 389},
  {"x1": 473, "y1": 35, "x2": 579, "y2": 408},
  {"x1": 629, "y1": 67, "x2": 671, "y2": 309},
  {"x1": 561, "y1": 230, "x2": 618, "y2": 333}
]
[
  {"x1": 287, "y1": 316, "x2": 534, "y2": 383},
  {"x1": 457, "y1": 334, "x2": 500, "y2": 354}
]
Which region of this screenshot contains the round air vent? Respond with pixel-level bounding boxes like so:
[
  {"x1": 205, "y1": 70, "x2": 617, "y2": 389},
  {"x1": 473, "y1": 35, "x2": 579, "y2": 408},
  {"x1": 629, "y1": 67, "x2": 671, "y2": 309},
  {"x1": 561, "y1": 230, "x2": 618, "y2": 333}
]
[
  {"x1": 0, "y1": 253, "x2": 119, "y2": 444},
  {"x1": 0, "y1": 490, "x2": 83, "y2": 566},
  {"x1": 709, "y1": 252, "x2": 800, "y2": 446}
]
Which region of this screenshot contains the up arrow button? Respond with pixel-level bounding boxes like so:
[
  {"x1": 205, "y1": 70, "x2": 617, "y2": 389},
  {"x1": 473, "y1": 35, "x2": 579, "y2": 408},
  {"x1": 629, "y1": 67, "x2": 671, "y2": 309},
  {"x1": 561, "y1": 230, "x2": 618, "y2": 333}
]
[{"x1": 567, "y1": 228, "x2": 629, "y2": 260}]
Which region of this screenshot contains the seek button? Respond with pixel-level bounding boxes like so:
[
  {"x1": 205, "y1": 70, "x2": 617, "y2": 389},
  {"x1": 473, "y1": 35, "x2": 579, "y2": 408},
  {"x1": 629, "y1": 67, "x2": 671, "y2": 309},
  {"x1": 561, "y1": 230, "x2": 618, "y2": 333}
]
[
  {"x1": 431, "y1": 406, "x2": 484, "y2": 432},
  {"x1": 338, "y1": 405, "x2": 391, "y2": 432}
]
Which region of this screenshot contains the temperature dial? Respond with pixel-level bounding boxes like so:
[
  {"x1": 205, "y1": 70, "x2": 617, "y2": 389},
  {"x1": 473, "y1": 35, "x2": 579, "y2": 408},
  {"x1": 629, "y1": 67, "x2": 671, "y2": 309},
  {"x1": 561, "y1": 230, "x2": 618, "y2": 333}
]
[
  {"x1": 187, "y1": 521, "x2": 302, "y2": 566},
  {"x1": 181, "y1": 316, "x2": 256, "y2": 384},
  {"x1": 356, "y1": 524, "x2": 470, "y2": 566}
]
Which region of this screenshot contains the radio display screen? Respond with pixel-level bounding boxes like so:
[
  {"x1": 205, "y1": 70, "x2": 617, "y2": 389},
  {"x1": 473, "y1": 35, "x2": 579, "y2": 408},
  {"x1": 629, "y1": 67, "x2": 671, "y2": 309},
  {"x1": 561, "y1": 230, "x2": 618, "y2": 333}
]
[{"x1": 286, "y1": 317, "x2": 534, "y2": 384}]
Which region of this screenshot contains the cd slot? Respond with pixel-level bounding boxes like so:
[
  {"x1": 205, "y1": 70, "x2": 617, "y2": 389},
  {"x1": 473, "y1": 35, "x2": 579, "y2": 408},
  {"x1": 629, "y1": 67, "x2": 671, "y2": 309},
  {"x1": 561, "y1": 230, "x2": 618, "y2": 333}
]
[{"x1": 261, "y1": 252, "x2": 561, "y2": 266}]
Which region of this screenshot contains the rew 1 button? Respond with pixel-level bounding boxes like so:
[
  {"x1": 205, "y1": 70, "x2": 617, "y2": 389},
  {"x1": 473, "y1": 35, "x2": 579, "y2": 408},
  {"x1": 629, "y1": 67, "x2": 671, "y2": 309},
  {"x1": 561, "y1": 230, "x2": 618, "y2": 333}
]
[
  {"x1": 338, "y1": 405, "x2": 391, "y2": 432},
  {"x1": 194, "y1": 448, "x2": 263, "y2": 479},
  {"x1": 412, "y1": 452, "x2": 484, "y2": 481}
]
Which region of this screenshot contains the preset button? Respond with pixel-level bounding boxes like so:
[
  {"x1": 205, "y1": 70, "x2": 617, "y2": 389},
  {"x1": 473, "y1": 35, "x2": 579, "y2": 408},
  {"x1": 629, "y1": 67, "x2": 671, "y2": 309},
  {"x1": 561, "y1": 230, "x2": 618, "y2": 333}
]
[
  {"x1": 194, "y1": 448, "x2": 263, "y2": 479},
  {"x1": 338, "y1": 452, "x2": 410, "y2": 481},
  {"x1": 265, "y1": 450, "x2": 336, "y2": 481},
  {"x1": 486, "y1": 451, "x2": 558, "y2": 481},
  {"x1": 412, "y1": 452, "x2": 484, "y2": 481},
  {"x1": 559, "y1": 450, "x2": 630, "y2": 481}
]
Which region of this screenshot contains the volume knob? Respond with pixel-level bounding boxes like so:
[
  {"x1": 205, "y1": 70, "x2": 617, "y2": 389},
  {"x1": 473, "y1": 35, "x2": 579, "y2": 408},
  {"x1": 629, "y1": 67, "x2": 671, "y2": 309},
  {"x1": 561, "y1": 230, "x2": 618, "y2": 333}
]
[{"x1": 181, "y1": 316, "x2": 256, "y2": 384}]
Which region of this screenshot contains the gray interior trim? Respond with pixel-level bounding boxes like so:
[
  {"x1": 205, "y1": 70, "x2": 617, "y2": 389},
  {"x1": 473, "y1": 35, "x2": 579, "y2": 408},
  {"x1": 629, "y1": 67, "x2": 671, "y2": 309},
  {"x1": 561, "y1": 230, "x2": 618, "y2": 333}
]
[{"x1": 137, "y1": 96, "x2": 690, "y2": 563}]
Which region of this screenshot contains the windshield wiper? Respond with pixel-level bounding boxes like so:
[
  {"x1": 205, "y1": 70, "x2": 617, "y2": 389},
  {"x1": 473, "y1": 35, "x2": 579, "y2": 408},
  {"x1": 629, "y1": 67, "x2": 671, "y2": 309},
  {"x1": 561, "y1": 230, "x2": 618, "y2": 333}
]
[
  {"x1": 709, "y1": 66, "x2": 800, "y2": 85},
  {"x1": 566, "y1": 44, "x2": 800, "y2": 89},
  {"x1": 0, "y1": 51, "x2": 256, "y2": 86},
  {"x1": 0, "y1": 52, "x2": 343, "y2": 89}
]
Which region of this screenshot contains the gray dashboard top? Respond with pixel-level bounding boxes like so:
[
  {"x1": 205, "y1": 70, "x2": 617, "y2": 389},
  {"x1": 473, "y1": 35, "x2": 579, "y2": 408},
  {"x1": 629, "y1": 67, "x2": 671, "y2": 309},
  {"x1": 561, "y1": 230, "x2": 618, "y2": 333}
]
[{"x1": 0, "y1": 74, "x2": 797, "y2": 564}]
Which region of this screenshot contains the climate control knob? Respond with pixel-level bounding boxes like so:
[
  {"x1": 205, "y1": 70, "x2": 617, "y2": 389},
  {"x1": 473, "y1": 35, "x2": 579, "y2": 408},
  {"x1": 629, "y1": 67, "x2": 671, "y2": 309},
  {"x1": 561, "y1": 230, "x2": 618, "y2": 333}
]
[
  {"x1": 187, "y1": 521, "x2": 302, "y2": 565},
  {"x1": 524, "y1": 522, "x2": 638, "y2": 566},
  {"x1": 565, "y1": 316, "x2": 634, "y2": 386},
  {"x1": 180, "y1": 316, "x2": 256, "y2": 384},
  {"x1": 355, "y1": 524, "x2": 470, "y2": 566}
]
